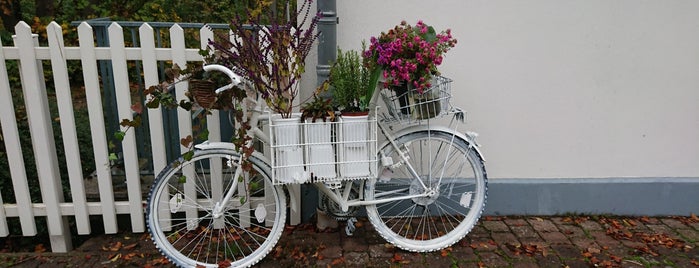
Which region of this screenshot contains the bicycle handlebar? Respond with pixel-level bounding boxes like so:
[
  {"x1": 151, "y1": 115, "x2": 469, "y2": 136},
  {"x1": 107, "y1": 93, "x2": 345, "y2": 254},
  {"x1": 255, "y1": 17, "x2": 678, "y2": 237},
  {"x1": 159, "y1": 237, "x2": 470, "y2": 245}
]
[{"x1": 202, "y1": 64, "x2": 243, "y2": 94}]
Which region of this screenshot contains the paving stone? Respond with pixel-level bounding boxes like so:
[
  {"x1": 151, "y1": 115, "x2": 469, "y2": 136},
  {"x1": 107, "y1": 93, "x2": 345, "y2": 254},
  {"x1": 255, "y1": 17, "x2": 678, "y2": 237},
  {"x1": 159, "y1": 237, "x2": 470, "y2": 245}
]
[
  {"x1": 482, "y1": 220, "x2": 510, "y2": 232},
  {"x1": 619, "y1": 239, "x2": 646, "y2": 249},
  {"x1": 550, "y1": 244, "x2": 582, "y2": 260},
  {"x1": 469, "y1": 226, "x2": 490, "y2": 238},
  {"x1": 423, "y1": 252, "x2": 457, "y2": 267},
  {"x1": 340, "y1": 234, "x2": 369, "y2": 252},
  {"x1": 527, "y1": 218, "x2": 559, "y2": 233},
  {"x1": 469, "y1": 237, "x2": 498, "y2": 252},
  {"x1": 518, "y1": 237, "x2": 547, "y2": 247},
  {"x1": 688, "y1": 221, "x2": 699, "y2": 231},
  {"x1": 578, "y1": 220, "x2": 604, "y2": 231},
  {"x1": 535, "y1": 254, "x2": 564, "y2": 267},
  {"x1": 510, "y1": 225, "x2": 539, "y2": 239},
  {"x1": 320, "y1": 243, "x2": 342, "y2": 259},
  {"x1": 557, "y1": 224, "x2": 586, "y2": 238},
  {"x1": 367, "y1": 244, "x2": 394, "y2": 258},
  {"x1": 540, "y1": 231, "x2": 571, "y2": 245},
  {"x1": 450, "y1": 245, "x2": 477, "y2": 261},
  {"x1": 563, "y1": 259, "x2": 592, "y2": 268},
  {"x1": 661, "y1": 218, "x2": 691, "y2": 229},
  {"x1": 478, "y1": 251, "x2": 509, "y2": 267},
  {"x1": 647, "y1": 224, "x2": 673, "y2": 235},
  {"x1": 491, "y1": 232, "x2": 519, "y2": 246},
  {"x1": 551, "y1": 217, "x2": 575, "y2": 225},
  {"x1": 588, "y1": 231, "x2": 621, "y2": 248},
  {"x1": 343, "y1": 251, "x2": 370, "y2": 267},
  {"x1": 504, "y1": 218, "x2": 528, "y2": 227},
  {"x1": 676, "y1": 228, "x2": 699, "y2": 242},
  {"x1": 512, "y1": 261, "x2": 539, "y2": 268}
]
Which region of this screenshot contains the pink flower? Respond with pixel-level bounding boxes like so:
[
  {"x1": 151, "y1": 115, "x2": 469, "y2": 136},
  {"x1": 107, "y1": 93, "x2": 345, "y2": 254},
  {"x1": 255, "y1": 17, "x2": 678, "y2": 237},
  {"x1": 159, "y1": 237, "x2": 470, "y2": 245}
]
[{"x1": 363, "y1": 20, "x2": 456, "y2": 94}]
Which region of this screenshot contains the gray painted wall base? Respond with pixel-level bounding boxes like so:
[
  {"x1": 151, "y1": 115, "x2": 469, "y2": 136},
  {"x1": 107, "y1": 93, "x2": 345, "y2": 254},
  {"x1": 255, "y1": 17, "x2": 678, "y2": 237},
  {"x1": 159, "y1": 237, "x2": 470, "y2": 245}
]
[{"x1": 484, "y1": 177, "x2": 699, "y2": 216}]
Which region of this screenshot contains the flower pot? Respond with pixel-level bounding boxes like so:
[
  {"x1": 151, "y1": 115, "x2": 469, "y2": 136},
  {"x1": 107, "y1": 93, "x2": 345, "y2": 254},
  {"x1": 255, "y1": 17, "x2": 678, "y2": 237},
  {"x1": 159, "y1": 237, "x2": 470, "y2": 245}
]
[
  {"x1": 338, "y1": 113, "x2": 371, "y2": 178},
  {"x1": 303, "y1": 118, "x2": 336, "y2": 179},
  {"x1": 391, "y1": 83, "x2": 412, "y2": 115},
  {"x1": 271, "y1": 114, "x2": 307, "y2": 183},
  {"x1": 188, "y1": 79, "x2": 217, "y2": 109}
]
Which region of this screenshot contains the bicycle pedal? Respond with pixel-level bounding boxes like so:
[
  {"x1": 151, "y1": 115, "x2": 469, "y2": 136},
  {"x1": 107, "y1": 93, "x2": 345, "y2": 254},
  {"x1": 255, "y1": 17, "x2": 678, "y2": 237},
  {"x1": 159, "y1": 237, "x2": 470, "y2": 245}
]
[{"x1": 345, "y1": 217, "x2": 357, "y2": 236}]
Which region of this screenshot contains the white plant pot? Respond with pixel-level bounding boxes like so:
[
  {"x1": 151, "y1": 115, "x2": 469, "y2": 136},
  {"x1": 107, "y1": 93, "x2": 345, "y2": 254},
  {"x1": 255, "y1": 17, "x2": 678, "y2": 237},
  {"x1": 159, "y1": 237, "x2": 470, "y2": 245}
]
[
  {"x1": 339, "y1": 114, "x2": 371, "y2": 178},
  {"x1": 304, "y1": 119, "x2": 336, "y2": 179},
  {"x1": 271, "y1": 114, "x2": 307, "y2": 183}
]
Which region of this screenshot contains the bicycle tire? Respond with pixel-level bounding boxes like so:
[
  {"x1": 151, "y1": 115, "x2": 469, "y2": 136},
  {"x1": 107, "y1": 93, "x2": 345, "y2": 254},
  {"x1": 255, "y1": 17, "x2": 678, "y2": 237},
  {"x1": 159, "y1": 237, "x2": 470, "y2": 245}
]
[
  {"x1": 147, "y1": 148, "x2": 286, "y2": 267},
  {"x1": 365, "y1": 129, "x2": 487, "y2": 252}
]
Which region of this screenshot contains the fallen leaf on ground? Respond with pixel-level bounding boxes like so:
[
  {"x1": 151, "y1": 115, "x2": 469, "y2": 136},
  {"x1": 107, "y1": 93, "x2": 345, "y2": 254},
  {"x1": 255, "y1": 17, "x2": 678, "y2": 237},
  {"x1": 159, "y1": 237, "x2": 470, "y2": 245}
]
[
  {"x1": 34, "y1": 244, "x2": 46, "y2": 253},
  {"x1": 123, "y1": 242, "x2": 138, "y2": 250}
]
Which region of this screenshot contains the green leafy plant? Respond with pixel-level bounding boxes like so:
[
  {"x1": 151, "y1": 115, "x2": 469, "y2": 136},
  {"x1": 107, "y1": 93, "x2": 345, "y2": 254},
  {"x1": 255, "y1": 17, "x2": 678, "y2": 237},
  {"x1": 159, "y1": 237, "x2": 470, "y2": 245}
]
[{"x1": 300, "y1": 81, "x2": 335, "y2": 122}]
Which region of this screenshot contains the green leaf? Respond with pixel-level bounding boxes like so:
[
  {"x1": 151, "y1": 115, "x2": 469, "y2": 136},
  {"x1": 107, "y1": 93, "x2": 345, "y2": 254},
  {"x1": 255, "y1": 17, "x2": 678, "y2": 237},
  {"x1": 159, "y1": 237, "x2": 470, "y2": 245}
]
[
  {"x1": 114, "y1": 131, "x2": 126, "y2": 141},
  {"x1": 239, "y1": 196, "x2": 246, "y2": 205},
  {"x1": 362, "y1": 67, "x2": 383, "y2": 110},
  {"x1": 198, "y1": 129, "x2": 210, "y2": 141},
  {"x1": 183, "y1": 150, "x2": 194, "y2": 161},
  {"x1": 108, "y1": 153, "x2": 118, "y2": 162},
  {"x1": 178, "y1": 175, "x2": 187, "y2": 184},
  {"x1": 146, "y1": 99, "x2": 160, "y2": 109}
]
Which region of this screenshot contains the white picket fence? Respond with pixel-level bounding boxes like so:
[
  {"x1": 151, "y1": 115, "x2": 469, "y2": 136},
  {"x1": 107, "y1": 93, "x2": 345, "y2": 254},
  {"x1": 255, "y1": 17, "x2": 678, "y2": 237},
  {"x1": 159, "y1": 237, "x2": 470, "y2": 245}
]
[{"x1": 0, "y1": 21, "x2": 300, "y2": 252}]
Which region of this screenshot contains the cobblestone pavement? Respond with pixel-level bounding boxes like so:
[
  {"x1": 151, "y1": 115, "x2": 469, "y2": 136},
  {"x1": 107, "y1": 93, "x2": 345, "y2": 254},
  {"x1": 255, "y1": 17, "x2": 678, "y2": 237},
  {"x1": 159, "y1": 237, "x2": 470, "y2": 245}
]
[{"x1": 1, "y1": 215, "x2": 697, "y2": 267}]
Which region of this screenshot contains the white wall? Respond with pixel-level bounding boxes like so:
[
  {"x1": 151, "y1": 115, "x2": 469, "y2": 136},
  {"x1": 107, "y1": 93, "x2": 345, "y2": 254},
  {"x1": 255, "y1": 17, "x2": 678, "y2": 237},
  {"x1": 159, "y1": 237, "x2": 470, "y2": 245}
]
[{"x1": 331, "y1": 0, "x2": 699, "y2": 179}]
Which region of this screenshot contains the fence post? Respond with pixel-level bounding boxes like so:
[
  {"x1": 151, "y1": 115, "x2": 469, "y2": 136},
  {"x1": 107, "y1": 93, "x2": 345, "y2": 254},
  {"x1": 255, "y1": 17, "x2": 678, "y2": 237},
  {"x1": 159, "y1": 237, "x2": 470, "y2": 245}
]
[{"x1": 14, "y1": 21, "x2": 72, "y2": 252}]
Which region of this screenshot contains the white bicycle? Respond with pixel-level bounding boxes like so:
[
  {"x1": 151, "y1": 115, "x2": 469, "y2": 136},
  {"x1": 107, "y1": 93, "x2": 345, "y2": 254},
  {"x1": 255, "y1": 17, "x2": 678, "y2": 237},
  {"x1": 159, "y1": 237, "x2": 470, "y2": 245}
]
[{"x1": 145, "y1": 64, "x2": 488, "y2": 267}]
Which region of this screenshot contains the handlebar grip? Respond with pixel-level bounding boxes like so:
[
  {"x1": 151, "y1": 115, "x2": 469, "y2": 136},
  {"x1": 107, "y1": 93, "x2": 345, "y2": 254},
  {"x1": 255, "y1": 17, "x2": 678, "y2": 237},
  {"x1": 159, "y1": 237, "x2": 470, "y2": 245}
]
[{"x1": 202, "y1": 64, "x2": 243, "y2": 93}]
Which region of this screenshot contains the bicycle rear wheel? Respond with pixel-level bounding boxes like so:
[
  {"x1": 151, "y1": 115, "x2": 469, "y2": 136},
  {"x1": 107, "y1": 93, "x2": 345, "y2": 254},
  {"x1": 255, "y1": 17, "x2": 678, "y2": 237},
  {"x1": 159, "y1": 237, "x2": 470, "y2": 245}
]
[
  {"x1": 365, "y1": 130, "x2": 487, "y2": 252},
  {"x1": 147, "y1": 149, "x2": 286, "y2": 268}
]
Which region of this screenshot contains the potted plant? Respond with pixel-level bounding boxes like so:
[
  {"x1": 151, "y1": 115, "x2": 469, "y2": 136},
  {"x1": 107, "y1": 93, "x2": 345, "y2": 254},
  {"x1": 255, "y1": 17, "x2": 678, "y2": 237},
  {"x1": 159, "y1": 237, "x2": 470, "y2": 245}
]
[
  {"x1": 363, "y1": 20, "x2": 457, "y2": 118},
  {"x1": 208, "y1": 0, "x2": 320, "y2": 183},
  {"x1": 329, "y1": 48, "x2": 376, "y2": 178},
  {"x1": 300, "y1": 82, "x2": 337, "y2": 180}
]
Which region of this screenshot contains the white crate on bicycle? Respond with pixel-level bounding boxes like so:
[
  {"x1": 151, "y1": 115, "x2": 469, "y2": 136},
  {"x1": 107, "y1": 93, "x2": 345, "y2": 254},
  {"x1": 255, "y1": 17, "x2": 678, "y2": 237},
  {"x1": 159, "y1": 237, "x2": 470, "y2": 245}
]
[
  {"x1": 338, "y1": 114, "x2": 374, "y2": 178},
  {"x1": 270, "y1": 114, "x2": 308, "y2": 184},
  {"x1": 303, "y1": 118, "x2": 337, "y2": 179},
  {"x1": 269, "y1": 111, "x2": 378, "y2": 185}
]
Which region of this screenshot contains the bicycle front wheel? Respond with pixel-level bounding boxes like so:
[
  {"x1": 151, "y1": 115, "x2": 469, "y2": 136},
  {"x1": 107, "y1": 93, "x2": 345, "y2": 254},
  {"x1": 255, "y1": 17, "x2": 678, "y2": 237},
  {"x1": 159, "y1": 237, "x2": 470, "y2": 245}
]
[
  {"x1": 147, "y1": 149, "x2": 286, "y2": 268},
  {"x1": 365, "y1": 130, "x2": 487, "y2": 252}
]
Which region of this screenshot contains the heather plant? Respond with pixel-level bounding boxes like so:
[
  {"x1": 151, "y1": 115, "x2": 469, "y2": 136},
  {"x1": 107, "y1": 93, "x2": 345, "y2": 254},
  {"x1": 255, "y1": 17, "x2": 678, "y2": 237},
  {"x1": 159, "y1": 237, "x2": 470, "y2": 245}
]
[
  {"x1": 329, "y1": 48, "x2": 371, "y2": 112},
  {"x1": 363, "y1": 20, "x2": 457, "y2": 94},
  {"x1": 209, "y1": 0, "x2": 321, "y2": 118}
]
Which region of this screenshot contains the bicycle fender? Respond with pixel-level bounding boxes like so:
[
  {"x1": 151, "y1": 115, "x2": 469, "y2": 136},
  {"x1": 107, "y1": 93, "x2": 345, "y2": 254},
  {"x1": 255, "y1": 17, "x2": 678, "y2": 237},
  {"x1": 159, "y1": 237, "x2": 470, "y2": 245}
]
[
  {"x1": 194, "y1": 141, "x2": 299, "y2": 217},
  {"x1": 380, "y1": 125, "x2": 486, "y2": 162}
]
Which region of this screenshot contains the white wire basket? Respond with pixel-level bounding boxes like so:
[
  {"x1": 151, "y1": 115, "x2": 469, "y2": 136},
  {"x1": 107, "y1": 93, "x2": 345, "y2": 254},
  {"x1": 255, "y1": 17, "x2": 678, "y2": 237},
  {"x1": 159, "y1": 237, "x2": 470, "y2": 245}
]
[
  {"x1": 380, "y1": 76, "x2": 453, "y2": 124},
  {"x1": 268, "y1": 111, "x2": 378, "y2": 185}
]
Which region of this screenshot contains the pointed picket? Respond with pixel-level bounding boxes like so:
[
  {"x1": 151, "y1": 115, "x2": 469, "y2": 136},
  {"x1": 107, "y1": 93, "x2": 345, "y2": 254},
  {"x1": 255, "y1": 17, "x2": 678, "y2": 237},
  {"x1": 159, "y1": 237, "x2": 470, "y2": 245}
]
[
  {"x1": 198, "y1": 25, "x2": 226, "y2": 228},
  {"x1": 47, "y1": 22, "x2": 91, "y2": 235},
  {"x1": 170, "y1": 24, "x2": 198, "y2": 225},
  {"x1": 14, "y1": 21, "x2": 71, "y2": 252},
  {"x1": 78, "y1": 22, "x2": 118, "y2": 234},
  {"x1": 0, "y1": 32, "x2": 35, "y2": 237},
  {"x1": 139, "y1": 23, "x2": 167, "y2": 183},
  {"x1": 108, "y1": 23, "x2": 145, "y2": 233},
  {"x1": 139, "y1": 23, "x2": 170, "y2": 230}
]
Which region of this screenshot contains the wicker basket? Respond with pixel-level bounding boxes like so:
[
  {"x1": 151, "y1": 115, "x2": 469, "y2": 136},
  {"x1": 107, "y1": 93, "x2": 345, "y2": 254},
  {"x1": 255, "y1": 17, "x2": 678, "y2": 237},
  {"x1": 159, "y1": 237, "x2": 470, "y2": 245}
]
[{"x1": 188, "y1": 79, "x2": 217, "y2": 108}]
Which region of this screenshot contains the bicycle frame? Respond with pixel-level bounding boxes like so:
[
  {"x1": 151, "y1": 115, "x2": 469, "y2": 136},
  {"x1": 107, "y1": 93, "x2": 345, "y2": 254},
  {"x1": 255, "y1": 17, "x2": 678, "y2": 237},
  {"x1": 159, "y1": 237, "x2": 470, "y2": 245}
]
[{"x1": 202, "y1": 64, "x2": 446, "y2": 218}]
